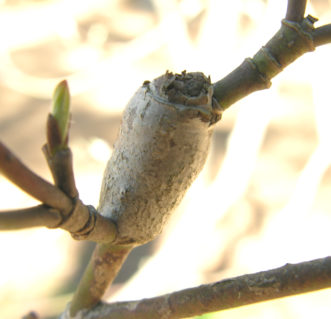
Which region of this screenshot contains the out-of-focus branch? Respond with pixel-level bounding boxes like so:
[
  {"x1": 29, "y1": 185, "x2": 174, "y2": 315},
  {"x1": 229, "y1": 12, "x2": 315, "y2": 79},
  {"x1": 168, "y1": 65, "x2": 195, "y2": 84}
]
[
  {"x1": 313, "y1": 24, "x2": 331, "y2": 47},
  {"x1": 22, "y1": 311, "x2": 39, "y2": 319},
  {"x1": 63, "y1": 256, "x2": 331, "y2": 319},
  {"x1": 285, "y1": 0, "x2": 307, "y2": 22},
  {"x1": 0, "y1": 205, "x2": 62, "y2": 230}
]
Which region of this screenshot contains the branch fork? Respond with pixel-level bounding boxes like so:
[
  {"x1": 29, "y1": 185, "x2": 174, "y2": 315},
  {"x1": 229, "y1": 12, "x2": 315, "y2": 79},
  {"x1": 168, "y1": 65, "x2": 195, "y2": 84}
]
[
  {"x1": 2, "y1": 1, "x2": 331, "y2": 318},
  {"x1": 0, "y1": 81, "x2": 117, "y2": 243}
]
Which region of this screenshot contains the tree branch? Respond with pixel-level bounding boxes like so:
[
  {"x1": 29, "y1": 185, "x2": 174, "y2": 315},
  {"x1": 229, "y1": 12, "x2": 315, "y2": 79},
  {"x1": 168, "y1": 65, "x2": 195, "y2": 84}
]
[
  {"x1": 63, "y1": 256, "x2": 331, "y2": 319},
  {"x1": 69, "y1": 71, "x2": 221, "y2": 316},
  {"x1": 0, "y1": 140, "x2": 72, "y2": 211},
  {"x1": 285, "y1": 0, "x2": 307, "y2": 22},
  {"x1": 45, "y1": 81, "x2": 78, "y2": 199},
  {"x1": 43, "y1": 144, "x2": 78, "y2": 199},
  {"x1": 57, "y1": 200, "x2": 118, "y2": 243},
  {"x1": 213, "y1": 15, "x2": 316, "y2": 110},
  {"x1": 0, "y1": 205, "x2": 62, "y2": 230},
  {"x1": 313, "y1": 24, "x2": 331, "y2": 47},
  {"x1": 0, "y1": 141, "x2": 117, "y2": 242},
  {"x1": 70, "y1": 243, "x2": 133, "y2": 316}
]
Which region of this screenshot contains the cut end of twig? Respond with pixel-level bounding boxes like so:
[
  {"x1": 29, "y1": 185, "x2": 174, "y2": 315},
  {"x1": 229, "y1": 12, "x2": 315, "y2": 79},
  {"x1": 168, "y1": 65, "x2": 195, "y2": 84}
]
[
  {"x1": 162, "y1": 70, "x2": 211, "y2": 103},
  {"x1": 150, "y1": 70, "x2": 222, "y2": 124}
]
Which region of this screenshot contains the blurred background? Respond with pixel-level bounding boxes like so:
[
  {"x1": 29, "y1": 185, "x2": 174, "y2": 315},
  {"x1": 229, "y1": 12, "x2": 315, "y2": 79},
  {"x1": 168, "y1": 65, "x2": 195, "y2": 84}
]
[{"x1": 1, "y1": 0, "x2": 331, "y2": 318}]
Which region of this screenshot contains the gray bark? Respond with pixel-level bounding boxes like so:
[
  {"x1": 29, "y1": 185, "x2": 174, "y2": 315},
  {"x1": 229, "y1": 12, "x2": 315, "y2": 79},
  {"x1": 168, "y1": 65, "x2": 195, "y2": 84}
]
[{"x1": 98, "y1": 71, "x2": 222, "y2": 245}]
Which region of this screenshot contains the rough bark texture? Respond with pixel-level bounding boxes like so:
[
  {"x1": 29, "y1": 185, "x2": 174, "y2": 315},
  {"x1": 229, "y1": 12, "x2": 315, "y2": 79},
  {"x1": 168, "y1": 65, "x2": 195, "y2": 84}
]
[
  {"x1": 98, "y1": 71, "x2": 221, "y2": 245},
  {"x1": 70, "y1": 244, "x2": 132, "y2": 316},
  {"x1": 61, "y1": 256, "x2": 331, "y2": 319}
]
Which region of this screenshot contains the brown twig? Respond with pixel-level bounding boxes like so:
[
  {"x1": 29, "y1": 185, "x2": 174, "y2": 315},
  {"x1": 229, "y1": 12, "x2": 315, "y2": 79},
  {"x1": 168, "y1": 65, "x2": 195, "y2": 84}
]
[
  {"x1": 70, "y1": 243, "x2": 133, "y2": 316},
  {"x1": 0, "y1": 140, "x2": 72, "y2": 211},
  {"x1": 68, "y1": 256, "x2": 331, "y2": 319},
  {"x1": 0, "y1": 205, "x2": 62, "y2": 230},
  {"x1": 0, "y1": 141, "x2": 117, "y2": 242},
  {"x1": 213, "y1": 15, "x2": 316, "y2": 109},
  {"x1": 43, "y1": 111, "x2": 117, "y2": 243},
  {"x1": 42, "y1": 144, "x2": 78, "y2": 199}
]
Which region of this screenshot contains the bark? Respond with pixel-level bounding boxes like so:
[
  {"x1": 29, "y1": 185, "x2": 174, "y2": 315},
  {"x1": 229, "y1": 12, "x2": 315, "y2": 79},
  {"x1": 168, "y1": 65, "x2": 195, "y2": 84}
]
[
  {"x1": 213, "y1": 16, "x2": 316, "y2": 109},
  {"x1": 70, "y1": 244, "x2": 132, "y2": 316},
  {"x1": 0, "y1": 140, "x2": 72, "y2": 211},
  {"x1": 0, "y1": 141, "x2": 117, "y2": 243},
  {"x1": 69, "y1": 71, "x2": 222, "y2": 315},
  {"x1": 98, "y1": 71, "x2": 222, "y2": 245},
  {"x1": 62, "y1": 256, "x2": 331, "y2": 319},
  {"x1": 0, "y1": 205, "x2": 61, "y2": 230},
  {"x1": 285, "y1": 0, "x2": 307, "y2": 22}
]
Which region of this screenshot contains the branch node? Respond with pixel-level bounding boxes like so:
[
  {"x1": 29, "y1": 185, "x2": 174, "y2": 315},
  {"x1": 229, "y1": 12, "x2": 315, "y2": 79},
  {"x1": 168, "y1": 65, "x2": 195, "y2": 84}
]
[
  {"x1": 71, "y1": 205, "x2": 96, "y2": 238},
  {"x1": 55, "y1": 199, "x2": 91, "y2": 233},
  {"x1": 52, "y1": 200, "x2": 117, "y2": 243},
  {"x1": 282, "y1": 17, "x2": 315, "y2": 53}
]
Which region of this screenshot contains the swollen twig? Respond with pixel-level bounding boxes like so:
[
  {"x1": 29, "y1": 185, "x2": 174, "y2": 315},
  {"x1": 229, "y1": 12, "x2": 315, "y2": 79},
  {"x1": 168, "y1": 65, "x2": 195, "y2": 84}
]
[
  {"x1": 43, "y1": 145, "x2": 78, "y2": 200},
  {"x1": 69, "y1": 71, "x2": 221, "y2": 316}
]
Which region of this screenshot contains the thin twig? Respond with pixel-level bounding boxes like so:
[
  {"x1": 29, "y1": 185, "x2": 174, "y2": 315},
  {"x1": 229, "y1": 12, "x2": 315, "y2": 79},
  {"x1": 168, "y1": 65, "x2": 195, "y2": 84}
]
[
  {"x1": 285, "y1": 0, "x2": 307, "y2": 22},
  {"x1": 0, "y1": 141, "x2": 72, "y2": 211},
  {"x1": 313, "y1": 24, "x2": 331, "y2": 47},
  {"x1": 42, "y1": 145, "x2": 78, "y2": 199},
  {"x1": 70, "y1": 243, "x2": 133, "y2": 317},
  {"x1": 0, "y1": 140, "x2": 116, "y2": 242},
  {"x1": 68, "y1": 256, "x2": 331, "y2": 319},
  {"x1": 213, "y1": 15, "x2": 316, "y2": 109},
  {"x1": 0, "y1": 205, "x2": 62, "y2": 230}
]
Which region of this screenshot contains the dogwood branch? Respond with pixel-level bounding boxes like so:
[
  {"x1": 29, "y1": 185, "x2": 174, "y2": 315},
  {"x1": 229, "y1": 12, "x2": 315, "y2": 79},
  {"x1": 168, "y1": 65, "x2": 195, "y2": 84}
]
[
  {"x1": 213, "y1": 14, "x2": 317, "y2": 109},
  {"x1": 63, "y1": 256, "x2": 331, "y2": 319},
  {"x1": 285, "y1": 0, "x2": 307, "y2": 22},
  {"x1": 0, "y1": 141, "x2": 117, "y2": 242},
  {"x1": 0, "y1": 140, "x2": 72, "y2": 210},
  {"x1": 313, "y1": 24, "x2": 331, "y2": 46},
  {"x1": 0, "y1": 205, "x2": 61, "y2": 230},
  {"x1": 69, "y1": 5, "x2": 331, "y2": 315}
]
